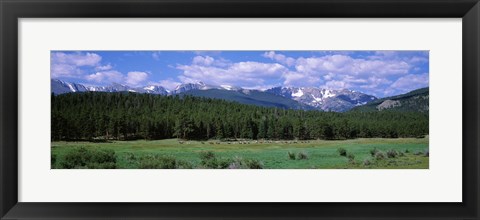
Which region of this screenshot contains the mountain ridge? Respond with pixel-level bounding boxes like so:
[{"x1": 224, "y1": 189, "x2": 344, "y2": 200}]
[
  {"x1": 51, "y1": 79, "x2": 426, "y2": 112},
  {"x1": 52, "y1": 79, "x2": 168, "y2": 95}
]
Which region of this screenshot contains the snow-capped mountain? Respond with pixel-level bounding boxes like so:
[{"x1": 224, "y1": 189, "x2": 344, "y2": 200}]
[
  {"x1": 51, "y1": 79, "x2": 168, "y2": 95},
  {"x1": 171, "y1": 82, "x2": 242, "y2": 94},
  {"x1": 51, "y1": 79, "x2": 88, "y2": 94},
  {"x1": 171, "y1": 82, "x2": 210, "y2": 94},
  {"x1": 220, "y1": 85, "x2": 242, "y2": 91},
  {"x1": 87, "y1": 83, "x2": 169, "y2": 95},
  {"x1": 137, "y1": 85, "x2": 169, "y2": 95},
  {"x1": 265, "y1": 87, "x2": 377, "y2": 112},
  {"x1": 87, "y1": 83, "x2": 131, "y2": 93},
  {"x1": 51, "y1": 79, "x2": 378, "y2": 112}
]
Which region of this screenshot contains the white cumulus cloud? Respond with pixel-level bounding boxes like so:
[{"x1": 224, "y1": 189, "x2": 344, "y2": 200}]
[
  {"x1": 51, "y1": 52, "x2": 102, "y2": 77},
  {"x1": 294, "y1": 55, "x2": 410, "y2": 76},
  {"x1": 125, "y1": 71, "x2": 149, "y2": 86},
  {"x1": 85, "y1": 70, "x2": 149, "y2": 86},
  {"x1": 193, "y1": 56, "x2": 215, "y2": 66},
  {"x1": 95, "y1": 64, "x2": 113, "y2": 71},
  {"x1": 176, "y1": 56, "x2": 288, "y2": 87},
  {"x1": 263, "y1": 51, "x2": 296, "y2": 66},
  {"x1": 86, "y1": 71, "x2": 124, "y2": 84},
  {"x1": 384, "y1": 73, "x2": 429, "y2": 95}
]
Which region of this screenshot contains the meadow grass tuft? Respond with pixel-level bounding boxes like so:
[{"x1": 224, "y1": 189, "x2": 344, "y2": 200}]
[
  {"x1": 297, "y1": 151, "x2": 309, "y2": 160},
  {"x1": 287, "y1": 151, "x2": 296, "y2": 160},
  {"x1": 374, "y1": 151, "x2": 386, "y2": 160},
  {"x1": 387, "y1": 149, "x2": 398, "y2": 158},
  {"x1": 337, "y1": 148, "x2": 347, "y2": 157}
]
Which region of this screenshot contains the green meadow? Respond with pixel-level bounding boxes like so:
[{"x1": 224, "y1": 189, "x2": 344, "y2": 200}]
[{"x1": 51, "y1": 137, "x2": 429, "y2": 169}]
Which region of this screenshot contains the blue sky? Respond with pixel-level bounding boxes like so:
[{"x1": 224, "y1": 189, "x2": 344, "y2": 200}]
[{"x1": 51, "y1": 50, "x2": 429, "y2": 97}]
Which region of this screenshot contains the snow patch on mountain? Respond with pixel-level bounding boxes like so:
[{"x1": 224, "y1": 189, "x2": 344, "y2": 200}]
[
  {"x1": 323, "y1": 90, "x2": 335, "y2": 98},
  {"x1": 292, "y1": 89, "x2": 304, "y2": 97},
  {"x1": 66, "y1": 83, "x2": 76, "y2": 92},
  {"x1": 311, "y1": 95, "x2": 322, "y2": 102},
  {"x1": 144, "y1": 85, "x2": 156, "y2": 91},
  {"x1": 220, "y1": 85, "x2": 242, "y2": 91}
]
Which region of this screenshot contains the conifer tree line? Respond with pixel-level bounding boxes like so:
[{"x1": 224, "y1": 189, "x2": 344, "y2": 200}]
[{"x1": 51, "y1": 92, "x2": 429, "y2": 141}]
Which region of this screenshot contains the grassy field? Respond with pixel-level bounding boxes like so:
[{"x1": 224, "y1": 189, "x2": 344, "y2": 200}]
[{"x1": 51, "y1": 137, "x2": 429, "y2": 169}]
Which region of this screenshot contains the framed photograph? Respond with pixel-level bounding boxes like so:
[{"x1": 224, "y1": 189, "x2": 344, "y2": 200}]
[{"x1": 1, "y1": 0, "x2": 479, "y2": 219}]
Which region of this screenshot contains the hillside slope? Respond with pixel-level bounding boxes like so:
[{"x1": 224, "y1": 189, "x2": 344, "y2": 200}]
[
  {"x1": 180, "y1": 89, "x2": 315, "y2": 110},
  {"x1": 350, "y1": 87, "x2": 429, "y2": 112}
]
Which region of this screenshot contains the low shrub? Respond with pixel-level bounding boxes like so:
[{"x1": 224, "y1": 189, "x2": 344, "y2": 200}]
[
  {"x1": 414, "y1": 151, "x2": 423, "y2": 156},
  {"x1": 138, "y1": 159, "x2": 161, "y2": 169},
  {"x1": 344, "y1": 152, "x2": 356, "y2": 164},
  {"x1": 199, "y1": 151, "x2": 232, "y2": 169},
  {"x1": 91, "y1": 149, "x2": 116, "y2": 164},
  {"x1": 405, "y1": 149, "x2": 410, "y2": 153},
  {"x1": 374, "y1": 151, "x2": 386, "y2": 160},
  {"x1": 129, "y1": 154, "x2": 194, "y2": 169},
  {"x1": 59, "y1": 147, "x2": 116, "y2": 169},
  {"x1": 337, "y1": 148, "x2": 347, "y2": 157},
  {"x1": 363, "y1": 159, "x2": 371, "y2": 166},
  {"x1": 138, "y1": 155, "x2": 177, "y2": 169},
  {"x1": 199, "y1": 151, "x2": 217, "y2": 168},
  {"x1": 227, "y1": 156, "x2": 264, "y2": 169},
  {"x1": 125, "y1": 152, "x2": 136, "y2": 161},
  {"x1": 228, "y1": 162, "x2": 242, "y2": 169},
  {"x1": 245, "y1": 158, "x2": 264, "y2": 169},
  {"x1": 297, "y1": 151, "x2": 309, "y2": 160},
  {"x1": 176, "y1": 160, "x2": 194, "y2": 169},
  {"x1": 386, "y1": 149, "x2": 398, "y2": 158},
  {"x1": 424, "y1": 150, "x2": 429, "y2": 157},
  {"x1": 156, "y1": 156, "x2": 177, "y2": 169},
  {"x1": 199, "y1": 151, "x2": 216, "y2": 161},
  {"x1": 217, "y1": 158, "x2": 233, "y2": 169},
  {"x1": 370, "y1": 148, "x2": 379, "y2": 156},
  {"x1": 200, "y1": 153, "x2": 218, "y2": 168},
  {"x1": 347, "y1": 153, "x2": 355, "y2": 160},
  {"x1": 287, "y1": 151, "x2": 296, "y2": 160}
]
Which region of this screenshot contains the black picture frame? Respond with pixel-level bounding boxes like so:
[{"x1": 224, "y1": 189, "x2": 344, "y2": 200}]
[{"x1": 1, "y1": 0, "x2": 479, "y2": 219}]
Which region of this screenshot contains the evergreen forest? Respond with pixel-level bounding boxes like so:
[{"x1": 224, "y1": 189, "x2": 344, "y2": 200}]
[{"x1": 51, "y1": 92, "x2": 429, "y2": 141}]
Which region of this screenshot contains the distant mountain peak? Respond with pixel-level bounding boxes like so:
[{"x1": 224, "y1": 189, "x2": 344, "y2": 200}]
[
  {"x1": 172, "y1": 81, "x2": 247, "y2": 94},
  {"x1": 265, "y1": 86, "x2": 377, "y2": 112},
  {"x1": 51, "y1": 79, "x2": 88, "y2": 94},
  {"x1": 172, "y1": 81, "x2": 213, "y2": 94}
]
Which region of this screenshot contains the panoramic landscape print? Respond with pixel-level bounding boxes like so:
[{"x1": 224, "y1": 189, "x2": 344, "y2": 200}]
[{"x1": 51, "y1": 51, "x2": 429, "y2": 169}]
